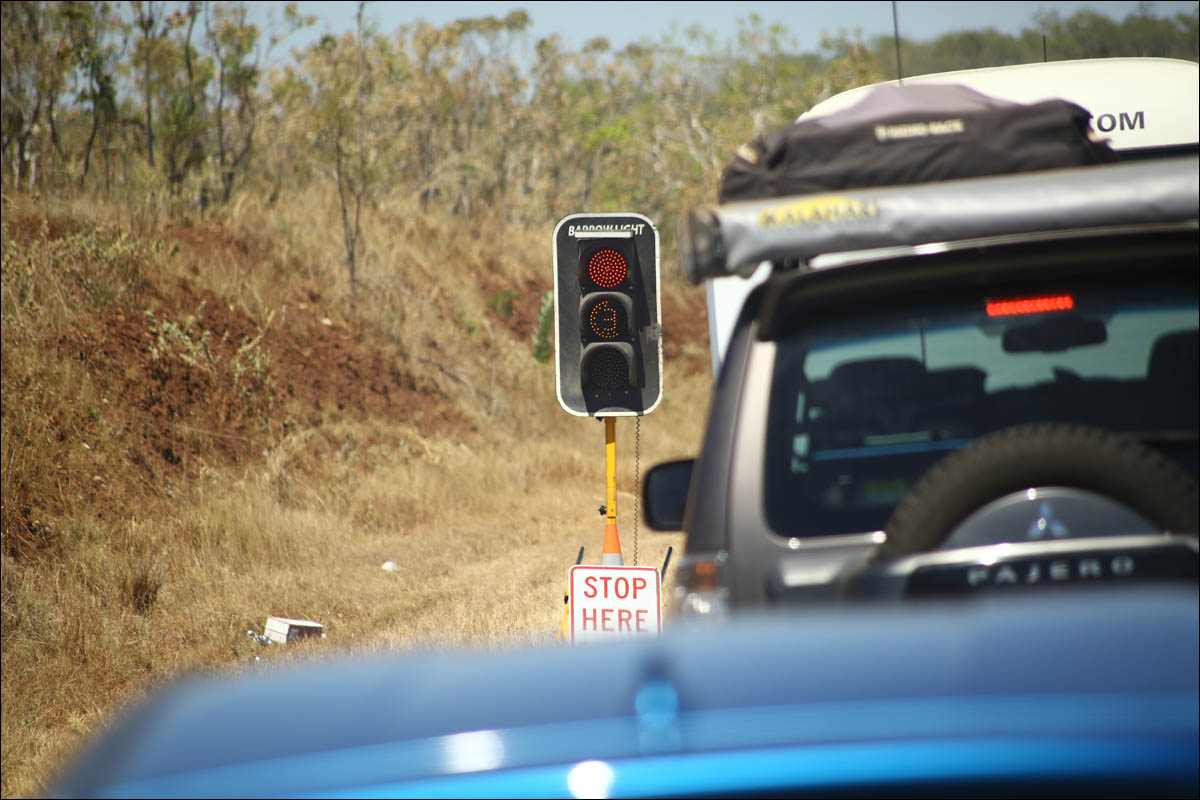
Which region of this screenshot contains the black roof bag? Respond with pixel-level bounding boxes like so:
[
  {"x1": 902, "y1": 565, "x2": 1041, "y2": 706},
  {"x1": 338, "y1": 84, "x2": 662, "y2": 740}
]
[{"x1": 718, "y1": 83, "x2": 1118, "y2": 204}]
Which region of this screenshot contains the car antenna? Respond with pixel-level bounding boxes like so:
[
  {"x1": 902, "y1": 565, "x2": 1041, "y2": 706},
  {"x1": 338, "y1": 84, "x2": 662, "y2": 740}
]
[
  {"x1": 1043, "y1": 35, "x2": 1048, "y2": 62},
  {"x1": 892, "y1": 1, "x2": 904, "y2": 84}
]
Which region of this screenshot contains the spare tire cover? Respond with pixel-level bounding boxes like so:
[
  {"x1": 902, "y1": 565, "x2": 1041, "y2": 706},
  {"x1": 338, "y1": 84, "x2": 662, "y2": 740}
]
[{"x1": 878, "y1": 423, "x2": 1198, "y2": 560}]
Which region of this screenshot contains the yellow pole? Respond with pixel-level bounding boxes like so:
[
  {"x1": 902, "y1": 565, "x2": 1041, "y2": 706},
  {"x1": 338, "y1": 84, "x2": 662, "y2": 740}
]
[
  {"x1": 605, "y1": 417, "x2": 617, "y2": 523},
  {"x1": 561, "y1": 420, "x2": 624, "y2": 642},
  {"x1": 601, "y1": 417, "x2": 623, "y2": 565}
]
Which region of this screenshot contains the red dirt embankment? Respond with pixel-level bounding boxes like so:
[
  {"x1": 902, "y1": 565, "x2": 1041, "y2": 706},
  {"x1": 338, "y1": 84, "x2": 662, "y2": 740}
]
[{"x1": 2, "y1": 216, "x2": 471, "y2": 559}]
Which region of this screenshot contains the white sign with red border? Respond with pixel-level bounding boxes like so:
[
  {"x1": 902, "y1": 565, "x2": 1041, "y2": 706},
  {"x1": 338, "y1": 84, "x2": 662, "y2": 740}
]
[{"x1": 569, "y1": 565, "x2": 662, "y2": 643}]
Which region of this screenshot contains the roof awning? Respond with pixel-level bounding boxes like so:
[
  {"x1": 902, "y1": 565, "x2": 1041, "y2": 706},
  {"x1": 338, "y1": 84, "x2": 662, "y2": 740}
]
[{"x1": 680, "y1": 156, "x2": 1199, "y2": 284}]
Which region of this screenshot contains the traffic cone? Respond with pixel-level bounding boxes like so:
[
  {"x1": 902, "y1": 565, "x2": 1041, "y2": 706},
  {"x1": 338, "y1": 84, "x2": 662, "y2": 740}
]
[{"x1": 602, "y1": 519, "x2": 623, "y2": 566}]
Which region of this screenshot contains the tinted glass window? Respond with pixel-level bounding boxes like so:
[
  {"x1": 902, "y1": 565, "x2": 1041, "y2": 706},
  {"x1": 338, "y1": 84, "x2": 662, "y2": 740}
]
[{"x1": 764, "y1": 283, "x2": 1198, "y2": 538}]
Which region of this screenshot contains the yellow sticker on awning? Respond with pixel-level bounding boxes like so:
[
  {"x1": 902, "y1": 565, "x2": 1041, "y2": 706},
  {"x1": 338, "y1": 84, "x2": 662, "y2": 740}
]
[{"x1": 757, "y1": 195, "x2": 878, "y2": 228}]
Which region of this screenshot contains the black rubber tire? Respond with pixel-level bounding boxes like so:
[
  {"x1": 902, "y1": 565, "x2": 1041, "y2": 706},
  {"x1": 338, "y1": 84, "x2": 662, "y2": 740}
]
[{"x1": 878, "y1": 423, "x2": 1199, "y2": 560}]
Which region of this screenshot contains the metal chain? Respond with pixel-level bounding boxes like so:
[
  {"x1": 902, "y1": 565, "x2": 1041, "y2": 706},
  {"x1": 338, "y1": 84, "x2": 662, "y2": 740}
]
[{"x1": 633, "y1": 416, "x2": 641, "y2": 565}]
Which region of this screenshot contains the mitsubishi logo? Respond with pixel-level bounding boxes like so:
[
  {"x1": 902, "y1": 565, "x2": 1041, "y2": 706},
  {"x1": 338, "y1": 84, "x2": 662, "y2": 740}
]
[{"x1": 1026, "y1": 501, "x2": 1070, "y2": 540}]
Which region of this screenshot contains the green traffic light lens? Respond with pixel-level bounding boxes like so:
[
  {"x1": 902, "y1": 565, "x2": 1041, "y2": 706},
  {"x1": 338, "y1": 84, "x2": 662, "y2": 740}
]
[
  {"x1": 585, "y1": 347, "x2": 631, "y2": 391},
  {"x1": 587, "y1": 248, "x2": 628, "y2": 289}
]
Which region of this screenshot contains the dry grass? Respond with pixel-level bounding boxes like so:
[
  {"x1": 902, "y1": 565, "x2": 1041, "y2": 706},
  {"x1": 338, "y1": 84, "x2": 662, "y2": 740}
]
[{"x1": 0, "y1": 189, "x2": 706, "y2": 797}]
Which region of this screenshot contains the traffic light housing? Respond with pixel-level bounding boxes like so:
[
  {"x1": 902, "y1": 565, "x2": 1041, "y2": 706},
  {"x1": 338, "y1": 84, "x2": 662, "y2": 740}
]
[{"x1": 553, "y1": 213, "x2": 662, "y2": 417}]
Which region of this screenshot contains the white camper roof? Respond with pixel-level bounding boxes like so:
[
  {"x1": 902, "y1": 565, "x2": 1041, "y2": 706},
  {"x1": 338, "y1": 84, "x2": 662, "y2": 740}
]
[
  {"x1": 705, "y1": 58, "x2": 1200, "y2": 376},
  {"x1": 801, "y1": 58, "x2": 1198, "y2": 151}
]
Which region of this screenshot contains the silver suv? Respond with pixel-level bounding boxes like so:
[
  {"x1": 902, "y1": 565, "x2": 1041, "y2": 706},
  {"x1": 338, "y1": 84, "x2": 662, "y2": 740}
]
[{"x1": 645, "y1": 155, "x2": 1199, "y2": 618}]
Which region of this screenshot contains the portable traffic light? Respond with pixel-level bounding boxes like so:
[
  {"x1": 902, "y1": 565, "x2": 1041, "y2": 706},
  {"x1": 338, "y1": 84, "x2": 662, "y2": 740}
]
[{"x1": 553, "y1": 213, "x2": 661, "y2": 416}]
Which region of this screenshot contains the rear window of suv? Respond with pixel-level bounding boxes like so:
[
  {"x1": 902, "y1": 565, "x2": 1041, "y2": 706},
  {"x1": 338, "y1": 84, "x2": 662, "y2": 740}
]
[{"x1": 764, "y1": 281, "x2": 1198, "y2": 539}]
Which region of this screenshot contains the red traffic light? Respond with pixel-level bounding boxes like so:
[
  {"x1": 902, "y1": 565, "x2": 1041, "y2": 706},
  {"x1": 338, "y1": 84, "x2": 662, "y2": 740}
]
[
  {"x1": 586, "y1": 248, "x2": 628, "y2": 289},
  {"x1": 552, "y1": 213, "x2": 661, "y2": 417}
]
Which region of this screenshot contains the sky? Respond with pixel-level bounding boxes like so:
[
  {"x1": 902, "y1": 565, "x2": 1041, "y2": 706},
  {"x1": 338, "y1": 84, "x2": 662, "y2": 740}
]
[{"x1": 256, "y1": 1, "x2": 1199, "y2": 59}]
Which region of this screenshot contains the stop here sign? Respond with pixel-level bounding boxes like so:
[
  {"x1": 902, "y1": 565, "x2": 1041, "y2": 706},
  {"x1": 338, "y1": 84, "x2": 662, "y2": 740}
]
[{"x1": 569, "y1": 565, "x2": 662, "y2": 643}]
